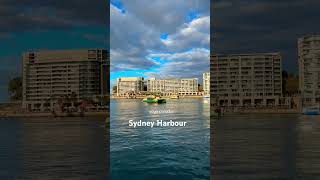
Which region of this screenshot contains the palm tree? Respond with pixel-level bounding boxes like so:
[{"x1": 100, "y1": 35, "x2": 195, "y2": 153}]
[
  {"x1": 70, "y1": 92, "x2": 78, "y2": 109},
  {"x1": 8, "y1": 77, "x2": 22, "y2": 101}
]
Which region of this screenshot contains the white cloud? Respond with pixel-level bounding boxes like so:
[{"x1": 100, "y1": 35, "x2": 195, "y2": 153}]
[
  {"x1": 148, "y1": 48, "x2": 210, "y2": 79},
  {"x1": 110, "y1": 4, "x2": 161, "y2": 70},
  {"x1": 162, "y1": 16, "x2": 210, "y2": 51},
  {"x1": 121, "y1": 0, "x2": 210, "y2": 33},
  {"x1": 111, "y1": 0, "x2": 210, "y2": 79}
]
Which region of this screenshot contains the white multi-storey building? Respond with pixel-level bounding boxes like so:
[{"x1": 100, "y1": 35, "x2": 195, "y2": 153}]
[
  {"x1": 22, "y1": 49, "x2": 109, "y2": 112},
  {"x1": 147, "y1": 78, "x2": 198, "y2": 95},
  {"x1": 116, "y1": 77, "x2": 144, "y2": 96},
  {"x1": 298, "y1": 35, "x2": 320, "y2": 104},
  {"x1": 211, "y1": 53, "x2": 282, "y2": 106},
  {"x1": 203, "y1": 72, "x2": 210, "y2": 95}
]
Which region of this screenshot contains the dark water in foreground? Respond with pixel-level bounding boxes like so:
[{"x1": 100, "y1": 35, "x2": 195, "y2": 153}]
[
  {"x1": 110, "y1": 98, "x2": 210, "y2": 180},
  {"x1": 0, "y1": 117, "x2": 108, "y2": 180},
  {"x1": 213, "y1": 114, "x2": 320, "y2": 180}
]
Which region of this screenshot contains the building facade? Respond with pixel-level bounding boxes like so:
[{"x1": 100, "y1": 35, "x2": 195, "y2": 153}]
[
  {"x1": 116, "y1": 77, "x2": 144, "y2": 96},
  {"x1": 203, "y1": 72, "x2": 210, "y2": 95},
  {"x1": 22, "y1": 49, "x2": 109, "y2": 112},
  {"x1": 147, "y1": 78, "x2": 198, "y2": 95},
  {"x1": 211, "y1": 53, "x2": 282, "y2": 106},
  {"x1": 298, "y1": 35, "x2": 320, "y2": 104}
]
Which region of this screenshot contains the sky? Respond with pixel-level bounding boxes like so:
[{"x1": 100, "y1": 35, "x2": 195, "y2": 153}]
[
  {"x1": 110, "y1": 0, "x2": 210, "y2": 88},
  {"x1": 0, "y1": 0, "x2": 109, "y2": 102},
  {"x1": 2, "y1": 0, "x2": 316, "y2": 101},
  {"x1": 213, "y1": 0, "x2": 320, "y2": 74}
]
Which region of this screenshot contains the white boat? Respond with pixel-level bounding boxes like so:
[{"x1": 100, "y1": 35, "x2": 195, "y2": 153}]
[
  {"x1": 303, "y1": 105, "x2": 320, "y2": 115},
  {"x1": 203, "y1": 95, "x2": 210, "y2": 99},
  {"x1": 170, "y1": 95, "x2": 179, "y2": 99}
]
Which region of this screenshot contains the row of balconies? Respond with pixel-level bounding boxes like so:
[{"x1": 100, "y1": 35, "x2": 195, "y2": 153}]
[
  {"x1": 212, "y1": 85, "x2": 282, "y2": 89},
  {"x1": 27, "y1": 77, "x2": 100, "y2": 82},
  {"x1": 26, "y1": 84, "x2": 99, "y2": 89},
  {"x1": 27, "y1": 72, "x2": 98, "y2": 77},
  {"x1": 212, "y1": 93, "x2": 280, "y2": 97},
  {"x1": 38, "y1": 67, "x2": 99, "y2": 71},
  {"x1": 212, "y1": 62, "x2": 280, "y2": 67},
  {"x1": 25, "y1": 89, "x2": 99, "y2": 96},
  {"x1": 212, "y1": 89, "x2": 281, "y2": 94},
  {"x1": 212, "y1": 70, "x2": 281, "y2": 76}
]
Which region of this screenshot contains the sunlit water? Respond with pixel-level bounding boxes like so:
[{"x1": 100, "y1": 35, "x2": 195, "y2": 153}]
[
  {"x1": 213, "y1": 114, "x2": 320, "y2": 180},
  {"x1": 0, "y1": 117, "x2": 108, "y2": 179},
  {"x1": 110, "y1": 98, "x2": 210, "y2": 180}
]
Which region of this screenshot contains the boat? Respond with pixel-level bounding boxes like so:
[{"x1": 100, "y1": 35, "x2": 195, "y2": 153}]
[
  {"x1": 303, "y1": 105, "x2": 320, "y2": 115},
  {"x1": 170, "y1": 95, "x2": 179, "y2": 99},
  {"x1": 142, "y1": 96, "x2": 166, "y2": 103},
  {"x1": 203, "y1": 95, "x2": 210, "y2": 99}
]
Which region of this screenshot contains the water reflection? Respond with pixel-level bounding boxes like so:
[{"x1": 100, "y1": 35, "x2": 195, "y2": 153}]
[
  {"x1": 213, "y1": 114, "x2": 320, "y2": 179},
  {"x1": 0, "y1": 117, "x2": 107, "y2": 179}
]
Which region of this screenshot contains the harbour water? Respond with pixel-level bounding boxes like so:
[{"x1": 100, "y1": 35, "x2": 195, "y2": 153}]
[
  {"x1": 213, "y1": 114, "x2": 320, "y2": 179},
  {"x1": 0, "y1": 117, "x2": 108, "y2": 179},
  {"x1": 110, "y1": 98, "x2": 210, "y2": 180}
]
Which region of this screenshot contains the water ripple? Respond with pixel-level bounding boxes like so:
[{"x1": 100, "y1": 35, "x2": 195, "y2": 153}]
[
  {"x1": 213, "y1": 114, "x2": 320, "y2": 179},
  {"x1": 111, "y1": 99, "x2": 210, "y2": 180}
]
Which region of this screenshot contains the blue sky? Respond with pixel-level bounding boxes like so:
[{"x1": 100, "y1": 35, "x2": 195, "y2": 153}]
[
  {"x1": 0, "y1": 0, "x2": 108, "y2": 102},
  {"x1": 110, "y1": 0, "x2": 210, "y2": 87}
]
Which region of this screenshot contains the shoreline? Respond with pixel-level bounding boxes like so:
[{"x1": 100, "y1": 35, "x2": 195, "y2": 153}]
[
  {"x1": 227, "y1": 110, "x2": 299, "y2": 114},
  {"x1": 211, "y1": 110, "x2": 301, "y2": 115},
  {"x1": 219, "y1": 112, "x2": 301, "y2": 115},
  {"x1": 0, "y1": 111, "x2": 109, "y2": 118},
  {"x1": 111, "y1": 96, "x2": 204, "y2": 99}
]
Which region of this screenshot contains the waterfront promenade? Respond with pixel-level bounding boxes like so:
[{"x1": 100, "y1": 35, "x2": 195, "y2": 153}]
[
  {"x1": 111, "y1": 95, "x2": 204, "y2": 99},
  {"x1": 211, "y1": 106, "x2": 301, "y2": 115},
  {"x1": 0, "y1": 111, "x2": 109, "y2": 118},
  {"x1": 0, "y1": 102, "x2": 109, "y2": 118}
]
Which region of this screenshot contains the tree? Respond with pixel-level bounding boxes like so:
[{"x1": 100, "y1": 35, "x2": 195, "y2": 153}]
[
  {"x1": 8, "y1": 77, "x2": 22, "y2": 101},
  {"x1": 70, "y1": 91, "x2": 78, "y2": 107},
  {"x1": 112, "y1": 86, "x2": 117, "y2": 94},
  {"x1": 198, "y1": 84, "x2": 203, "y2": 92},
  {"x1": 282, "y1": 70, "x2": 289, "y2": 96}
]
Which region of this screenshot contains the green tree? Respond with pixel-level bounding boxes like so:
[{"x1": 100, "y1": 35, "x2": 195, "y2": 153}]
[
  {"x1": 8, "y1": 77, "x2": 22, "y2": 101},
  {"x1": 282, "y1": 70, "x2": 289, "y2": 96},
  {"x1": 112, "y1": 86, "x2": 117, "y2": 94},
  {"x1": 70, "y1": 91, "x2": 78, "y2": 107}
]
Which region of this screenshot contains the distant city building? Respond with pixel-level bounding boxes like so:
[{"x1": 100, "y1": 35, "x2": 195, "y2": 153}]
[
  {"x1": 211, "y1": 53, "x2": 282, "y2": 106},
  {"x1": 298, "y1": 35, "x2": 320, "y2": 104},
  {"x1": 116, "y1": 77, "x2": 144, "y2": 96},
  {"x1": 147, "y1": 78, "x2": 199, "y2": 95},
  {"x1": 203, "y1": 72, "x2": 210, "y2": 95},
  {"x1": 22, "y1": 49, "x2": 109, "y2": 111}
]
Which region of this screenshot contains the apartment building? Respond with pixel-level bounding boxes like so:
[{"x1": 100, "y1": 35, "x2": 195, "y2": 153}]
[
  {"x1": 203, "y1": 72, "x2": 210, "y2": 95},
  {"x1": 147, "y1": 78, "x2": 198, "y2": 95},
  {"x1": 211, "y1": 53, "x2": 282, "y2": 106},
  {"x1": 22, "y1": 49, "x2": 109, "y2": 112},
  {"x1": 116, "y1": 77, "x2": 144, "y2": 96},
  {"x1": 298, "y1": 35, "x2": 320, "y2": 104}
]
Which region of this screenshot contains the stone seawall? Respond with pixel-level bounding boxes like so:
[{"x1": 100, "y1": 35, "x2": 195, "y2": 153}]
[
  {"x1": 0, "y1": 111, "x2": 109, "y2": 118},
  {"x1": 211, "y1": 107, "x2": 301, "y2": 114}
]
